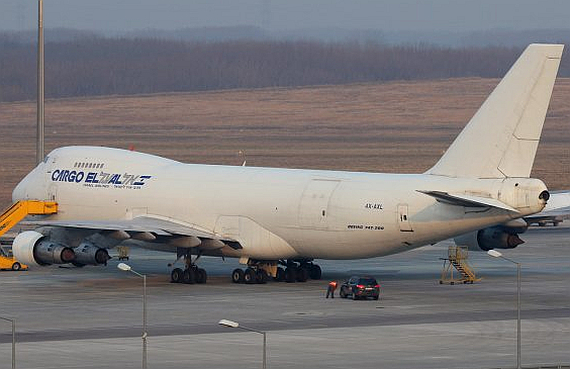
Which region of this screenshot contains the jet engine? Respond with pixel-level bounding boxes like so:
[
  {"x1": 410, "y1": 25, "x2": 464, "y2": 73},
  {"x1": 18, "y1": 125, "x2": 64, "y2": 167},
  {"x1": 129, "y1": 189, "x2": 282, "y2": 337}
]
[
  {"x1": 455, "y1": 225, "x2": 526, "y2": 252},
  {"x1": 73, "y1": 241, "x2": 110, "y2": 266},
  {"x1": 12, "y1": 231, "x2": 76, "y2": 266}
]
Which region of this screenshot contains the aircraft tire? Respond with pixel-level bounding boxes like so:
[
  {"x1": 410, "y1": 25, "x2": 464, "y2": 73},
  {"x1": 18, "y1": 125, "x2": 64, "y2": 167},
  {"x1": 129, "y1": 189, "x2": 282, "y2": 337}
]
[
  {"x1": 232, "y1": 268, "x2": 244, "y2": 283},
  {"x1": 196, "y1": 268, "x2": 207, "y2": 284},
  {"x1": 256, "y1": 270, "x2": 268, "y2": 284},
  {"x1": 182, "y1": 268, "x2": 196, "y2": 284},
  {"x1": 285, "y1": 267, "x2": 297, "y2": 283},
  {"x1": 244, "y1": 268, "x2": 256, "y2": 284},
  {"x1": 296, "y1": 267, "x2": 309, "y2": 282},
  {"x1": 308, "y1": 264, "x2": 322, "y2": 280},
  {"x1": 171, "y1": 268, "x2": 184, "y2": 283},
  {"x1": 274, "y1": 267, "x2": 285, "y2": 282}
]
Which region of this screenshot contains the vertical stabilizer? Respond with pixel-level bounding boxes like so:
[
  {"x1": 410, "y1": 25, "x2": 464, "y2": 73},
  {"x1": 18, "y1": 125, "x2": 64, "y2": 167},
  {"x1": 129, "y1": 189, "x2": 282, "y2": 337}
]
[{"x1": 426, "y1": 44, "x2": 564, "y2": 179}]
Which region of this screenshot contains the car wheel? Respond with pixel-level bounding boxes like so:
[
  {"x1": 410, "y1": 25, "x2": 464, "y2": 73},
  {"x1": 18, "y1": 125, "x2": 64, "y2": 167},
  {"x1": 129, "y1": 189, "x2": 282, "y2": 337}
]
[
  {"x1": 339, "y1": 288, "x2": 346, "y2": 298},
  {"x1": 171, "y1": 268, "x2": 183, "y2": 283},
  {"x1": 244, "y1": 268, "x2": 256, "y2": 284},
  {"x1": 232, "y1": 268, "x2": 244, "y2": 283},
  {"x1": 11, "y1": 262, "x2": 21, "y2": 271}
]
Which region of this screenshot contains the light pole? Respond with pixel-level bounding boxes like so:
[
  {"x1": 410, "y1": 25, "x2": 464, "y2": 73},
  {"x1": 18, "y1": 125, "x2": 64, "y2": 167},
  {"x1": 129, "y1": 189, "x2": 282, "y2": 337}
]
[
  {"x1": 218, "y1": 319, "x2": 267, "y2": 369},
  {"x1": 0, "y1": 316, "x2": 15, "y2": 369},
  {"x1": 118, "y1": 263, "x2": 147, "y2": 369},
  {"x1": 487, "y1": 249, "x2": 521, "y2": 369},
  {"x1": 37, "y1": 0, "x2": 45, "y2": 164}
]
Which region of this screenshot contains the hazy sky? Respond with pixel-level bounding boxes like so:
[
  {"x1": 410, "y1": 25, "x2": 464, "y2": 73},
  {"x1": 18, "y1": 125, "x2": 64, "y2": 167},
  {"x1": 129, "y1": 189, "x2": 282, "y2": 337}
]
[{"x1": 1, "y1": 0, "x2": 569, "y2": 32}]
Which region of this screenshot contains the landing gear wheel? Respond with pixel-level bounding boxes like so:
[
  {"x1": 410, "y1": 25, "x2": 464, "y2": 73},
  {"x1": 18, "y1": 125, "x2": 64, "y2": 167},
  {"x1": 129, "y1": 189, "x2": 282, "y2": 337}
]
[
  {"x1": 11, "y1": 262, "x2": 21, "y2": 271},
  {"x1": 232, "y1": 268, "x2": 244, "y2": 283},
  {"x1": 244, "y1": 268, "x2": 257, "y2": 284},
  {"x1": 196, "y1": 268, "x2": 207, "y2": 284},
  {"x1": 171, "y1": 268, "x2": 183, "y2": 283},
  {"x1": 182, "y1": 268, "x2": 196, "y2": 284},
  {"x1": 274, "y1": 267, "x2": 285, "y2": 282},
  {"x1": 296, "y1": 267, "x2": 309, "y2": 282},
  {"x1": 256, "y1": 270, "x2": 268, "y2": 284},
  {"x1": 285, "y1": 267, "x2": 297, "y2": 283},
  {"x1": 308, "y1": 264, "x2": 322, "y2": 280}
]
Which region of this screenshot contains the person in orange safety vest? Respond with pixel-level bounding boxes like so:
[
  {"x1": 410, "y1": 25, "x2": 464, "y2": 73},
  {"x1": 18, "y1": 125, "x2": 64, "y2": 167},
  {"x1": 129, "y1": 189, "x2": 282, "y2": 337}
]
[{"x1": 326, "y1": 280, "x2": 338, "y2": 298}]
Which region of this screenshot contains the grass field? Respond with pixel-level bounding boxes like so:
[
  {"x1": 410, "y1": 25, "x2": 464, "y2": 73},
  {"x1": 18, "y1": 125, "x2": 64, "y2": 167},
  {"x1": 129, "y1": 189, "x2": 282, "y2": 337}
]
[{"x1": 1, "y1": 77, "x2": 569, "y2": 209}]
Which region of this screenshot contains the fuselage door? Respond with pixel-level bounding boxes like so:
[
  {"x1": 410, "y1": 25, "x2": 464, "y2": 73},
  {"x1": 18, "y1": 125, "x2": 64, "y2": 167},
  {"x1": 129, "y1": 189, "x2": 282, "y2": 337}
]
[
  {"x1": 397, "y1": 204, "x2": 413, "y2": 232},
  {"x1": 298, "y1": 180, "x2": 340, "y2": 229}
]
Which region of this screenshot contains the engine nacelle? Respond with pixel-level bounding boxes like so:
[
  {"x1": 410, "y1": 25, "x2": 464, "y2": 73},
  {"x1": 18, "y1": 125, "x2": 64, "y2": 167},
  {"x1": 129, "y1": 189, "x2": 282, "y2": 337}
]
[
  {"x1": 455, "y1": 226, "x2": 525, "y2": 252},
  {"x1": 12, "y1": 231, "x2": 76, "y2": 266},
  {"x1": 73, "y1": 242, "x2": 110, "y2": 266}
]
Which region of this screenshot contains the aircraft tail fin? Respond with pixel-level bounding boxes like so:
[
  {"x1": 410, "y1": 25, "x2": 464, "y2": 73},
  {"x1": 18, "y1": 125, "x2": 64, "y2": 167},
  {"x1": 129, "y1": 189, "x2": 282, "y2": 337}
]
[{"x1": 426, "y1": 44, "x2": 564, "y2": 179}]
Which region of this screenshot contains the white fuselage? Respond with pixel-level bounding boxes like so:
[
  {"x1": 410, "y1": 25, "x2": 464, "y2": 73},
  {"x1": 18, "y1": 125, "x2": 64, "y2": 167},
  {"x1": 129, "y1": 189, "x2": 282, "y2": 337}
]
[{"x1": 13, "y1": 147, "x2": 547, "y2": 261}]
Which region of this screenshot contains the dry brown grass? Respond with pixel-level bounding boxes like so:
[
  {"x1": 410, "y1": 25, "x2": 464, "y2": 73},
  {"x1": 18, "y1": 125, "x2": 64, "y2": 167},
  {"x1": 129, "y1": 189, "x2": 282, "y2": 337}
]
[{"x1": 1, "y1": 78, "x2": 569, "y2": 209}]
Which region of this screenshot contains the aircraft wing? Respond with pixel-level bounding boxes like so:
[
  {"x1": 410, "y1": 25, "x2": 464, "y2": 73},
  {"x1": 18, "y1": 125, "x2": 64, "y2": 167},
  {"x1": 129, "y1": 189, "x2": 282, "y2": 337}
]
[
  {"x1": 522, "y1": 191, "x2": 570, "y2": 225},
  {"x1": 528, "y1": 206, "x2": 570, "y2": 218},
  {"x1": 25, "y1": 216, "x2": 211, "y2": 237},
  {"x1": 523, "y1": 191, "x2": 570, "y2": 223},
  {"x1": 22, "y1": 215, "x2": 241, "y2": 250}
]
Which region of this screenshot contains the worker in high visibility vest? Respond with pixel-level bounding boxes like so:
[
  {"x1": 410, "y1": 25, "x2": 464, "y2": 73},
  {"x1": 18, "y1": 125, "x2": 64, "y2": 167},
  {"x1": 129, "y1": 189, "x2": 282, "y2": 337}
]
[{"x1": 326, "y1": 280, "x2": 338, "y2": 298}]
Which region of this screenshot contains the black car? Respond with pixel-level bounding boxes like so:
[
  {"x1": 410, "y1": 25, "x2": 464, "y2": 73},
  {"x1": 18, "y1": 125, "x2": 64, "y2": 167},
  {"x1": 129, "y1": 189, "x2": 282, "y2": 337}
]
[{"x1": 339, "y1": 276, "x2": 380, "y2": 300}]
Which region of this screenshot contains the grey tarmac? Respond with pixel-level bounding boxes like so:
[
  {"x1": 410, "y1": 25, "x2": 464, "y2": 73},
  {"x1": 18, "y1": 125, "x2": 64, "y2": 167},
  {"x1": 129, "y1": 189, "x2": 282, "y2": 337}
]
[{"x1": 0, "y1": 225, "x2": 569, "y2": 369}]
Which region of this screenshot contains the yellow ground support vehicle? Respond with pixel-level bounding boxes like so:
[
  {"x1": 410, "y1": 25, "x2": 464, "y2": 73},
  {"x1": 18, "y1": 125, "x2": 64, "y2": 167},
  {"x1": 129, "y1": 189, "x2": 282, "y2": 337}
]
[
  {"x1": 0, "y1": 245, "x2": 28, "y2": 271},
  {"x1": 0, "y1": 200, "x2": 57, "y2": 271}
]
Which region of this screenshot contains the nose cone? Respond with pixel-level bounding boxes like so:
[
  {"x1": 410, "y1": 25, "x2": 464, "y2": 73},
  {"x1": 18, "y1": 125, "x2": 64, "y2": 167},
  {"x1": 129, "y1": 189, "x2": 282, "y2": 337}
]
[
  {"x1": 12, "y1": 177, "x2": 28, "y2": 202},
  {"x1": 12, "y1": 163, "x2": 45, "y2": 202}
]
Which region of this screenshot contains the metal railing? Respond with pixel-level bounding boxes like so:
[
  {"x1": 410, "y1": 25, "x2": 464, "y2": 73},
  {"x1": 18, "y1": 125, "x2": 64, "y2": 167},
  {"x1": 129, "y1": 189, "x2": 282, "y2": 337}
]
[{"x1": 487, "y1": 364, "x2": 570, "y2": 369}]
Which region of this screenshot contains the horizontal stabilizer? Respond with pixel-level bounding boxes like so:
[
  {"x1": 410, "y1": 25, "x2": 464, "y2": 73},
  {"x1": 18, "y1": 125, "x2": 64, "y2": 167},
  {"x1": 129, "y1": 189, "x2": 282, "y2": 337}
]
[{"x1": 417, "y1": 190, "x2": 520, "y2": 213}]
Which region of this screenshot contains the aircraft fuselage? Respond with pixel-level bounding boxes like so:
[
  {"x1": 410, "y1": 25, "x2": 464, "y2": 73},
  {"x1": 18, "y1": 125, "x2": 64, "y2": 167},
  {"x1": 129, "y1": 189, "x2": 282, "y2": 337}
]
[{"x1": 13, "y1": 146, "x2": 547, "y2": 261}]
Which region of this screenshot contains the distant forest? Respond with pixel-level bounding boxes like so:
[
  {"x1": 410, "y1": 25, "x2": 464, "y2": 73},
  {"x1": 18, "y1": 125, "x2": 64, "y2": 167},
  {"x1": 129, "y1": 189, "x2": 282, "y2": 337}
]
[{"x1": 0, "y1": 33, "x2": 568, "y2": 102}]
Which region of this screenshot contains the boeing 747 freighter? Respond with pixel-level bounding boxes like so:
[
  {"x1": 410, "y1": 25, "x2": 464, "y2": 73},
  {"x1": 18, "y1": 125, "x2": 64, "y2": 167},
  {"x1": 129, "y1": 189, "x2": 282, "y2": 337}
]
[{"x1": 10, "y1": 44, "x2": 564, "y2": 284}]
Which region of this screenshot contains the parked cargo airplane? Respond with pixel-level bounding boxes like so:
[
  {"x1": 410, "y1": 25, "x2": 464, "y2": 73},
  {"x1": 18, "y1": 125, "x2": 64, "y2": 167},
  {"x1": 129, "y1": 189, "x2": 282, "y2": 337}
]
[{"x1": 11, "y1": 44, "x2": 564, "y2": 284}]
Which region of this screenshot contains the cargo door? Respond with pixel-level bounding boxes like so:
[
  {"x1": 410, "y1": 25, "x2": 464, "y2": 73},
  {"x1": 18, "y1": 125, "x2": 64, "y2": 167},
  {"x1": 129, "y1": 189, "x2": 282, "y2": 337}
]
[{"x1": 298, "y1": 180, "x2": 340, "y2": 229}]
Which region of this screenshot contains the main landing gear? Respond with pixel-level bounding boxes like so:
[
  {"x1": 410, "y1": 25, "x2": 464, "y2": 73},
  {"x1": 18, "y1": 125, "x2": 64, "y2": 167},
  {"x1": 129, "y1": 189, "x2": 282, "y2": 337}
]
[
  {"x1": 170, "y1": 253, "x2": 207, "y2": 284},
  {"x1": 231, "y1": 260, "x2": 322, "y2": 284}
]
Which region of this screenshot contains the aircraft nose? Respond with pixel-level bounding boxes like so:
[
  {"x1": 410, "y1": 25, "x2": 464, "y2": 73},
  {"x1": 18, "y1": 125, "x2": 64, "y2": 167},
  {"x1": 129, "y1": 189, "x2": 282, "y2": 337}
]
[{"x1": 12, "y1": 177, "x2": 27, "y2": 201}]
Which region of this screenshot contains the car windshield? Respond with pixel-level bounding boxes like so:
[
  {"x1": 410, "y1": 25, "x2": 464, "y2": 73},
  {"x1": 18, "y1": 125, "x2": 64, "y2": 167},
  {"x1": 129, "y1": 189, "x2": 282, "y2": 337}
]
[{"x1": 358, "y1": 278, "x2": 378, "y2": 286}]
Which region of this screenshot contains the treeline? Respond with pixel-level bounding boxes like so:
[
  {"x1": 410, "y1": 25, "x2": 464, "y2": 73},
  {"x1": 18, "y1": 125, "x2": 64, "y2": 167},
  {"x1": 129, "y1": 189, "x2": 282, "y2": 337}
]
[{"x1": 0, "y1": 35, "x2": 568, "y2": 102}]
